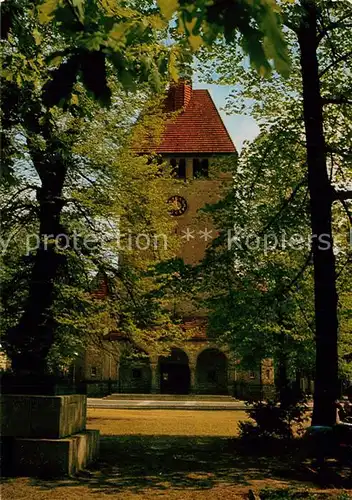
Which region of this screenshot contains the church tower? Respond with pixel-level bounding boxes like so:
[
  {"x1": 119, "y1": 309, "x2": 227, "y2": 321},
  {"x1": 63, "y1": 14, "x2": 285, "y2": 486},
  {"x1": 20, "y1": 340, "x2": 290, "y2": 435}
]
[
  {"x1": 156, "y1": 80, "x2": 236, "y2": 264},
  {"x1": 144, "y1": 81, "x2": 241, "y2": 395}
]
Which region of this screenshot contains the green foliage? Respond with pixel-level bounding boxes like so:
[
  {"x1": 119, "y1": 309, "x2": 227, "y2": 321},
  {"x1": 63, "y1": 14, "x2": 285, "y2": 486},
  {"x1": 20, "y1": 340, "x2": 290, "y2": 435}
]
[
  {"x1": 0, "y1": 10, "x2": 185, "y2": 372},
  {"x1": 2, "y1": 0, "x2": 291, "y2": 109},
  {"x1": 159, "y1": 0, "x2": 291, "y2": 76},
  {"x1": 185, "y1": 133, "x2": 316, "y2": 376},
  {"x1": 239, "y1": 393, "x2": 309, "y2": 443},
  {"x1": 2, "y1": 0, "x2": 182, "y2": 106}
]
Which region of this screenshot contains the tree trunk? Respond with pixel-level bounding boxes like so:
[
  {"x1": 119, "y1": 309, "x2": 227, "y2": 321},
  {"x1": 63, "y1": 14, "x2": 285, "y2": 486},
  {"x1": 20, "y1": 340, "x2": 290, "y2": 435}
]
[
  {"x1": 277, "y1": 350, "x2": 289, "y2": 407},
  {"x1": 8, "y1": 158, "x2": 66, "y2": 377},
  {"x1": 298, "y1": 0, "x2": 339, "y2": 426}
]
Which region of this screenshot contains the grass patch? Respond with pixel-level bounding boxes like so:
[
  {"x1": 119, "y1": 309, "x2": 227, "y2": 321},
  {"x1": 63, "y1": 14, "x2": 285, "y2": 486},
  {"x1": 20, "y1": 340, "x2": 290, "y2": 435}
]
[{"x1": 86, "y1": 408, "x2": 247, "y2": 436}]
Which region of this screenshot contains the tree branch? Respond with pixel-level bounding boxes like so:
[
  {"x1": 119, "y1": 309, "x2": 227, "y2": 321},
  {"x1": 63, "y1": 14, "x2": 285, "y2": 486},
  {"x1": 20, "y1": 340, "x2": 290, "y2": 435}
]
[
  {"x1": 0, "y1": 185, "x2": 38, "y2": 210},
  {"x1": 292, "y1": 295, "x2": 315, "y2": 335},
  {"x1": 336, "y1": 254, "x2": 352, "y2": 280},
  {"x1": 284, "y1": 252, "x2": 313, "y2": 295},
  {"x1": 317, "y1": 16, "x2": 352, "y2": 45},
  {"x1": 261, "y1": 177, "x2": 307, "y2": 234},
  {"x1": 326, "y1": 146, "x2": 352, "y2": 161},
  {"x1": 319, "y1": 50, "x2": 352, "y2": 78},
  {"x1": 340, "y1": 199, "x2": 352, "y2": 225},
  {"x1": 322, "y1": 96, "x2": 352, "y2": 106},
  {"x1": 333, "y1": 189, "x2": 352, "y2": 201}
]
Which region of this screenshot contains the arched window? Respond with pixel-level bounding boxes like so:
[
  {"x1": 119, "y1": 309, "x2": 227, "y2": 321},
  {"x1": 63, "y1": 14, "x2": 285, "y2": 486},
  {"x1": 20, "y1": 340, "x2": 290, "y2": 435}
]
[
  {"x1": 193, "y1": 158, "x2": 209, "y2": 178},
  {"x1": 196, "y1": 348, "x2": 228, "y2": 394}
]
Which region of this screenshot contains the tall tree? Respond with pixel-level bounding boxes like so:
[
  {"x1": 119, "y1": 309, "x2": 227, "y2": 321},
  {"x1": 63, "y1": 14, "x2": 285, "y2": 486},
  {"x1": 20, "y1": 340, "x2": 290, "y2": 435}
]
[
  {"x1": 297, "y1": 0, "x2": 339, "y2": 427},
  {"x1": 0, "y1": 3, "x2": 181, "y2": 379},
  {"x1": 172, "y1": 132, "x2": 317, "y2": 401},
  {"x1": 0, "y1": 77, "x2": 187, "y2": 375},
  {"x1": 193, "y1": 0, "x2": 352, "y2": 425}
]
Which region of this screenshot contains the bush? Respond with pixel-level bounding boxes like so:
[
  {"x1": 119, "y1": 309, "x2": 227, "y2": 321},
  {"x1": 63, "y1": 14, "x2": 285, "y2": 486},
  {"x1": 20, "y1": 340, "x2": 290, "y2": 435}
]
[{"x1": 239, "y1": 390, "x2": 309, "y2": 443}]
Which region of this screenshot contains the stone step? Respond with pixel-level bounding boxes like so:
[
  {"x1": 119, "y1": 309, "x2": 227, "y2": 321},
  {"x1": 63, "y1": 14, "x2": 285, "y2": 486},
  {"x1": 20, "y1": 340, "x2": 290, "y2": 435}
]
[
  {"x1": 103, "y1": 393, "x2": 236, "y2": 401},
  {"x1": 2, "y1": 430, "x2": 100, "y2": 477}
]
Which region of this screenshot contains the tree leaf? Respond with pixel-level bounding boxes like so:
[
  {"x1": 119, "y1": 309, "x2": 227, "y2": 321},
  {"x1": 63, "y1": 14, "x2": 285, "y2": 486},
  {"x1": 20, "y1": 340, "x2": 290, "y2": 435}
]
[
  {"x1": 119, "y1": 69, "x2": 137, "y2": 91},
  {"x1": 158, "y1": 0, "x2": 179, "y2": 20},
  {"x1": 188, "y1": 34, "x2": 203, "y2": 51},
  {"x1": 32, "y1": 28, "x2": 42, "y2": 45},
  {"x1": 71, "y1": 0, "x2": 85, "y2": 24},
  {"x1": 169, "y1": 48, "x2": 179, "y2": 82},
  {"x1": 38, "y1": 0, "x2": 61, "y2": 24},
  {"x1": 71, "y1": 93, "x2": 79, "y2": 105}
]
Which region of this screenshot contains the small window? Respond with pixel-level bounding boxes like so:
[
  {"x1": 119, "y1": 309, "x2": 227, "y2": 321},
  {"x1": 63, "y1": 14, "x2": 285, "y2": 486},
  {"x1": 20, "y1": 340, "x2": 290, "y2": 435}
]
[
  {"x1": 249, "y1": 371, "x2": 256, "y2": 380},
  {"x1": 193, "y1": 158, "x2": 200, "y2": 177},
  {"x1": 132, "y1": 368, "x2": 142, "y2": 379},
  {"x1": 193, "y1": 158, "x2": 209, "y2": 178},
  {"x1": 91, "y1": 366, "x2": 97, "y2": 377},
  {"x1": 177, "y1": 158, "x2": 186, "y2": 179}
]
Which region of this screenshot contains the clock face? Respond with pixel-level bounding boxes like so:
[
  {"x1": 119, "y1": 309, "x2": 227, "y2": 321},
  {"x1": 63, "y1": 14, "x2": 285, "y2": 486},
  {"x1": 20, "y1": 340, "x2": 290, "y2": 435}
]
[{"x1": 167, "y1": 195, "x2": 188, "y2": 216}]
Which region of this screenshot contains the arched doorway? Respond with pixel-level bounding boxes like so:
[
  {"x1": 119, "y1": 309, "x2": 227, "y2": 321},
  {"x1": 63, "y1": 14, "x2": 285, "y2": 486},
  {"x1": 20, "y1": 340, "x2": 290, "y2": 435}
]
[
  {"x1": 196, "y1": 348, "x2": 228, "y2": 395},
  {"x1": 159, "y1": 348, "x2": 190, "y2": 394}
]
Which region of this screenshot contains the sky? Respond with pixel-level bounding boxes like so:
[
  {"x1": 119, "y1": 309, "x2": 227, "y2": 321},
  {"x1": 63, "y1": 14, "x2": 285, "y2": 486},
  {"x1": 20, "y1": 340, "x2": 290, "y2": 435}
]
[{"x1": 192, "y1": 81, "x2": 260, "y2": 152}]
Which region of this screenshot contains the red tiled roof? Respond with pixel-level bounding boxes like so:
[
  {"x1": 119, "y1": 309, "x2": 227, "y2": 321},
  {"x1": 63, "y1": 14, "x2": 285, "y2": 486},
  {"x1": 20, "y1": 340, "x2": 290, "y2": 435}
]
[
  {"x1": 157, "y1": 83, "x2": 236, "y2": 155},
  {"x1": 182, "y1": 318, "x2": 208, "y2": 340}
]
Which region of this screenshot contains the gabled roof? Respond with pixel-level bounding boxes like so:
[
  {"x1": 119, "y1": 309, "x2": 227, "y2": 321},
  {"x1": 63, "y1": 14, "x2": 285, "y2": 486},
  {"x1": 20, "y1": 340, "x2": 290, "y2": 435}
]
[{"x1": 156, "y1": 82, "x2": 236, "y2": 155}]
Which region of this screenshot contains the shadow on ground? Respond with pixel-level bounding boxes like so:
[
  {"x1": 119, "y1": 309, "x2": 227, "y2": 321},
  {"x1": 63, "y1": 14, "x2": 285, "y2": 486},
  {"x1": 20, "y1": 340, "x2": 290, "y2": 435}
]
[{"x1": 17, "y1": 435, "x2": 352, "y2": 495}]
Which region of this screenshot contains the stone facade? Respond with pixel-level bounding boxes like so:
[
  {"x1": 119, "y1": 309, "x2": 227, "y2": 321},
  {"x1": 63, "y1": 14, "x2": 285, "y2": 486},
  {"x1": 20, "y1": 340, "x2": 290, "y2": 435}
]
[
  {"x1": 81, "y1": 336, "x2": 275, "y2": 398},
  {"x1": 163, "y1": 156, "x2": 232, "y2": 264}
]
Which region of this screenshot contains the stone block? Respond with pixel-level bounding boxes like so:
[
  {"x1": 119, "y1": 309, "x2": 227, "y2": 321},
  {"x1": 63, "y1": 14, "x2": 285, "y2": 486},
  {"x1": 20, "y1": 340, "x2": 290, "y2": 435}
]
[
  {"x1": 1, "y1": 394, "x2": 86, "y2": 438},
  {"x1": 9, "y1": 429, "x2": 100, "y2": 477}
]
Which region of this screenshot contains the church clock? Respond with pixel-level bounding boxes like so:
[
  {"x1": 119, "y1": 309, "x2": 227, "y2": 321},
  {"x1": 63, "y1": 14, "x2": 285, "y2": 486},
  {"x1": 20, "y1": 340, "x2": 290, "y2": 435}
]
[{"x1": 167, "y1": 195, "x2": 188, "y2": 216}]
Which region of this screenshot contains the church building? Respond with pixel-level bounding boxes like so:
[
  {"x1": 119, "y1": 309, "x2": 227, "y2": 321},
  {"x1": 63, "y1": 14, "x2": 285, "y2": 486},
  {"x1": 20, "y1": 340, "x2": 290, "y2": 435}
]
[{"x1": 79, "y1": 81, "x2": 274, "y2": 398}]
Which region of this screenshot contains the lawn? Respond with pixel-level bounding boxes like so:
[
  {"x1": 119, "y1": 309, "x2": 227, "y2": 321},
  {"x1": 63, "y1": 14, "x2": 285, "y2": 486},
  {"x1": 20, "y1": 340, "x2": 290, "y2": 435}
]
[
  {"x1": 86, "y1": 408, "x2": 247, "y2": 436},
  {"x1": 1, "y1": 409, "x2": 351, "y2": 500}
]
